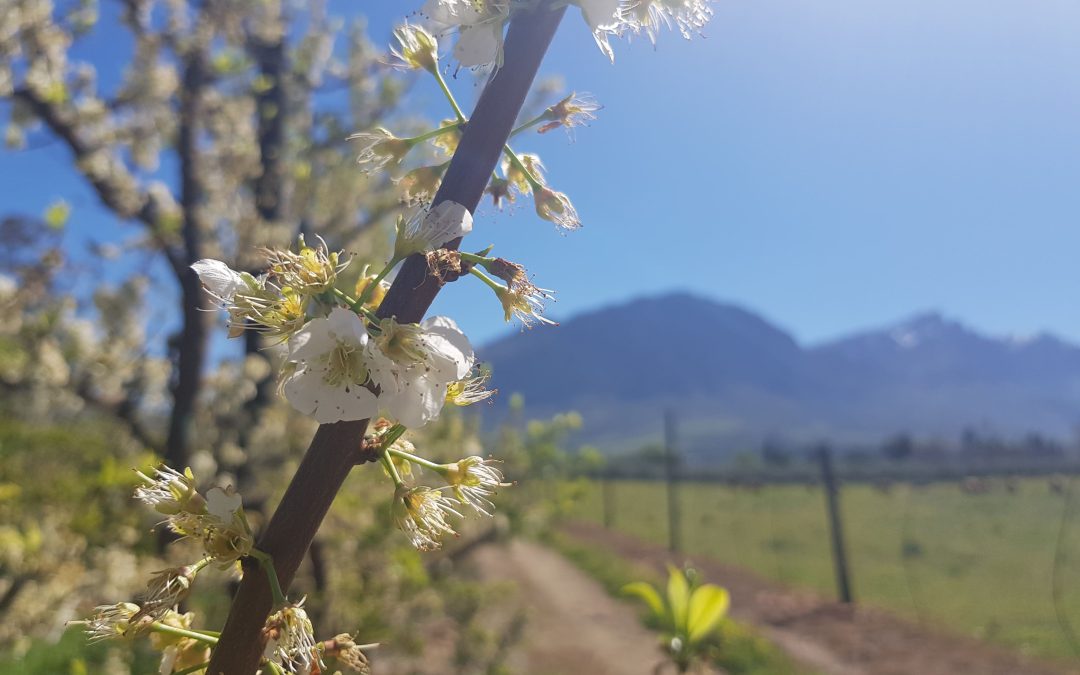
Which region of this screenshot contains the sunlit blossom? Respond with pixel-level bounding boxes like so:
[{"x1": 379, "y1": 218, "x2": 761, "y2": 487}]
[
  {"x1": 445, "y1": 456, "x2": 510, "y2": 516},
  {"x1": 392, "y1": 484, "x2": 462, "y2": 551},
  {"x1": 282, "y1": 308, "x2": 379, "y2": 424}
]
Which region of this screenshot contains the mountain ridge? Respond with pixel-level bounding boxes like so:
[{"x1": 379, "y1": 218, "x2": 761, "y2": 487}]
[{"x1": 479, "y1": 292, "x2": 1080, "y2": 462}]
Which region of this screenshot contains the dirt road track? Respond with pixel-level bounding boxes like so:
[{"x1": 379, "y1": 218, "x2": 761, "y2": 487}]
[{"x1": 464, "y1": 538, "x2": 673, "y2": 674}]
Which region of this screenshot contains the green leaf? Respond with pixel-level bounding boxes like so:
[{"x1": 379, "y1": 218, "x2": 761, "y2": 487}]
[
  {"x1": 686, "y1": 584, "x2": 730, "y2": 644},
  {"x1": 666, "y1": 565, "x2": 691, "y2": 634},
  {"x1": 44, "y1": 199, "x2": 71, "y2": 229},
  {"x1": 622, "y1": 581, "x2": 665, "y2": 620}
]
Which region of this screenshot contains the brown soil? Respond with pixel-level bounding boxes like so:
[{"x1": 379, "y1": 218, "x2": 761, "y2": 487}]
[
  {"x1": 561, "y1": 520, "x2": 1080, "y2": 675},
  {"x1": 463, "y1": 538, "x2": 677, "y2": 674}
]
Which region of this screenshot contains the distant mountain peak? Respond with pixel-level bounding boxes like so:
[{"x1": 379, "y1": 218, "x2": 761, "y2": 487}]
[{"x1": 481, "y1": 291, "x2": 1080, "y2": 460}]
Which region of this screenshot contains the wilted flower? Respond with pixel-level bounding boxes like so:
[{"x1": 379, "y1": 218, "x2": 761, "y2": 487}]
[
  {"x1": 393, "y1": 200, "x2": 473, "y2": 259},
  {"x1": 485, "y1": 177, "x2": 514, "y2": 209},
  {"x1": 495, "y1": 279, "x2": 556, "y2": 328},
  {"x1": 444, "y1": 456, "x2": 510, "y2": 516},
  {"x1": 392, "y1": 485, "x2": 462, "y2": 551},
  {"x1": 533, "y1": 186, "x2": 581, "y2": 231},
  {"x1": 389, "y1": 22, "x2": 439, "y2": 72},
  {"x1": 323, "y1": 634, "x2": 377, "y2": 675},
  {"x1": 263, "y1": 601, "x2": 322, "y2": 674},
  {"x1": 134, "y1": 566, "x2": 198, "y2": 622},
  {"x1": 74, "y1": 602, "x2": 146, "y2": 643},
  {"x1": 349, "y1": 127, "x2": 413, "y2": 172},
  {"x1": 282, "y1": 307, "x2": 378, "y2": 424},
  {"x1": 426, "y1": 248, "x2": 463, "y2": 283},
  {"x1": 538, "y1": 92, "x2": 602, "y2": 135},
  {"x1": 134, "y1": 465, "x2": 204, "y2": 516}
]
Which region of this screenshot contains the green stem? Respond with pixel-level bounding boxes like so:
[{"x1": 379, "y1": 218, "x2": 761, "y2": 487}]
[
  {"x1": 510, "y1": 110, "x2": 549, "y2": 137},
  {"x1": 357, "y1": 256, "x2": 402, "y2": 307},
  {"x1": 266, "y1": 660, "x2": 286, "y2": 675},
  {"x1": 148, "y1": 622, "x2": 219, "y2": 645},
  {"x1": 381, "y1": 450, "x2": 405, "y2": 488},
  {"x1": 173, "y1": 661, "x2": 212, "y2": 675},
  {"x1": 249, "y1": 549, "x2": 288, "y2": 607},
  {"x1": 332, "y1": 287, "x2": 381, "y2": 324},
  {"x1": 502, "y1": 145, "x2": 545, "y2": 191},
  {"x1": 406, "y1": 123, "x2": 463, "y2": 144},
  {"x1": 388, "y1": 447, "x2": 448, "y2": 474},
  {"x1": 433, "y1": 69, "x2": 468, "y2": 123},
  {"x1": 469, "y1": 267, "x2": 505, "y2": 293},
  {"x1": 459, "y1": 251, "x2": 495, "y2": 267}
]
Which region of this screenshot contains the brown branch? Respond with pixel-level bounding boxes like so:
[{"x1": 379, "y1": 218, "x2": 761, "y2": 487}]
[
  {"x1": 72, "y1": 376, "x2": 162, "y2": 454},
  {"x1": 205, "y1": 6, "x2": 567, "y2": 673},
  {"x1": 164, "y1": 45, "x2": 210, "y2": 470}
]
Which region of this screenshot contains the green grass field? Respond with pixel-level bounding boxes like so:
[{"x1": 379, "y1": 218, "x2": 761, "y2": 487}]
[{"x1": 570, "y1": 478, "x2": 1080, "y2": 661}]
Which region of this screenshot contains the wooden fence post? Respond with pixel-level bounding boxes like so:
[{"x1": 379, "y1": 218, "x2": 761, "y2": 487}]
[
  {"x1": 818, "y1": 445, "x2": 855, "y2": 604},
  {"x1": 602, "y1": 473, "x2": 615, "y2": 529}
]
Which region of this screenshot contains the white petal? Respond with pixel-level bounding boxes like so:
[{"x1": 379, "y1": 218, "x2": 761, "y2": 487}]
[
  {"x1": 313, "y1": 383, "x2": 378, "y2": 424},
  {"x1": 422, "y1": 201, "x2": 473, "y2": 250},
  {"x1": 206, "y1": 487, "x2": 243, "y2": 522},
  {"x1": 578, "y1": 0, "x2": 622, "y2": 30},
  {"x1": 283, "y1": 369, "x2": 323, "y2": 415},
  {"x1": 422, "y1": 316, "x2": 474, "y2": 380},
  {"x1": 325, "y1": 307, "x2": 367, "y2": 346},
  {"x1": 191, "y1": 259, "x2": 246, "y2": 300},
  {"x1": 288, "y1": 319, "x2": 335, "y2": 362},
  {"x1": 384, "y1": 376, "x2": 447, "y2": 428},
  {"x1": 454, "y1": 21, "x2": 504, "y2": 67},
  {"x1": 365, "y1": 342, "x2": 402, "y2": 395}
]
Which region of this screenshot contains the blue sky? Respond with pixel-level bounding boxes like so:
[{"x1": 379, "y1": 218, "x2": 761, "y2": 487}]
[{"x1": 4, "y1": 1, "x2": 1080, "y2": 349}]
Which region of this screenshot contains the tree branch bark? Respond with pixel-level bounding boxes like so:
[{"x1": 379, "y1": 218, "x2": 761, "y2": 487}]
[
  {"x1": 205, "y1": 6, "x2": 567, "y2": 673},
  {"x1": 164, "y1": 47, "x2": 210, "y2": 470}
]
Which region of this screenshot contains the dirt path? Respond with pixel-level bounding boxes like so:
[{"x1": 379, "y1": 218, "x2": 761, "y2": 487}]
[
  {"x1": 463, "y1": 538, "x2": 673, "y2": 674},
  {"x1": 561, "y1": 520, "x2": 1080, "y2": 675}
]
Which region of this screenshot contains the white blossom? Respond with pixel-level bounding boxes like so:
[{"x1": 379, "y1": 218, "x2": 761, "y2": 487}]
[
  {"x1": 575, "y1": 0, "x2": 623, "y2": 61},
  {"x1": 264, "y1": 601, "x2": 322, "y2": 674},
  {"x1": 348, "y1": 127, "x2": 412, "y2": 173},
  {"x1": 282, "y1": 308, "x2": 379, "y2": 424},
  {"x1": 366, "y1": 316, "x2": 474, "y2": 427},
  {"x1": 389, "y1": 21, "x2": 440, "y2": 72},
  {"x1": 392, "y1": 485, "x2": 462, "y2": 551},
  {"x1": 627, "y1": 0, "x2": 714, "y2": 43},
  {"x1": 446, "y1": 456, "x2": 510, "y2": 516},
  {"x1": 420, "y1": 0, "x2": 511, "y2": 69},
  {"x1": 191, "y1": 259, "x2": 247, "y2": 305}
]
